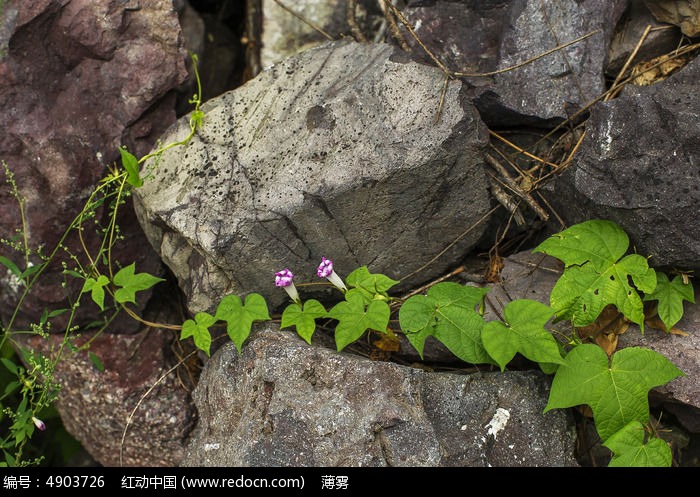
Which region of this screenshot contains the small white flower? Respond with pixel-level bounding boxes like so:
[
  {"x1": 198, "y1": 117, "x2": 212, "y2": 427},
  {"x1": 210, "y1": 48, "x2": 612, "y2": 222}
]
[{"x1": 32, "y1": 416, "x2": 46, "y2": 431}]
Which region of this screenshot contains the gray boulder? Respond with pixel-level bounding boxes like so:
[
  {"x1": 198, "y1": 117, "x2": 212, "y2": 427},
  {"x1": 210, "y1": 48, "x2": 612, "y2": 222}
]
[
  {"x1": 182, "y1": 326, "x2": 578, "y2": 467},
  {"x1": 398, "y1": 0, "x2": 627, "y2": 127},
  {"x1": 544, "y1": 56, "x2": 700, "y2": 270},
  {"x1": 133, "y1": 39, "x2": 494, "y2": 315}
]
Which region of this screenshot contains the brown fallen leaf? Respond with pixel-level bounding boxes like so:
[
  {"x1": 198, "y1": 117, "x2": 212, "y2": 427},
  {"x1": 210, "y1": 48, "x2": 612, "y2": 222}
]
[
  {"x1": 643, "y1": 301, "x2": 689, "y2": 336},
  {"x1": 576, "y1": 304, "x2": 630, "y2": 355},
  {"x1": 371, "y1": 328, "x2": 401, "y2": 360},
  {"x1": 631, "y1": 52, "x2": 692, "y2": 86}
]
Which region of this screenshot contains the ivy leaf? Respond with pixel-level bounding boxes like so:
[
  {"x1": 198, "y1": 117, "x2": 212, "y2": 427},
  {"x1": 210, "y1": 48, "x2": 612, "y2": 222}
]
[
  {"x1": 280, "y1": 299, "x2": 326, "y2": 345},
  {"x1": 399, "y1": 282, "x2": 490, "y2": 364},
  {"x1": 119, "y1": 146, "x2": 143, "y2": 188},
  {"x1": 551, "y1": 258, "x2": 656, "y2": 329},
  {"x1": 533, "y1": 219, "x2": 629, "y2": 271},
  {"x1": 603, "y1": 421, "x2": 672, "y2": 467},
  {"x1": 215, "y1": 293, "x2": 271, "y2": 353},
  {"x1": 327, "y1": 289, "x2": 390, "y2": 351},
  {"x1": 643, "y1": 273, "x2": 695, "y2": 331},
  {"x1": 181, "y1": 312, "x2": 216, "y2": 356},
  {"x1": 81, "y1": 275, "x2": 110, "y2": 311},
  {"x1": 113, "y1": 263, "x2": 165, "y2": 305},
  {"x1": 544, "y1": 344, "x2": 684, "y2": 441},
  {"x1": 346, "y1": 266, "x2": 399, "y2": 303},
  {"x1": 482, "y1": 299, "x2": 564, "y2": 371},
  {"x1": 534, "y1": 219, "x2": 656, "y2": 330}
]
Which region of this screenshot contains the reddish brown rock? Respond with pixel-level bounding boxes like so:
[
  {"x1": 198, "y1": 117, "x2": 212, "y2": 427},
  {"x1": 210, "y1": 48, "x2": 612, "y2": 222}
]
[
  {"x1": 0, "y1": 0, "x2": 188, "y2": 335},
  {"x1": 23, "y1": 323, "x2": 196, "y2": 467},
  {"x1": 0, "y1": 0, "x2": 190, "y2": 467}
]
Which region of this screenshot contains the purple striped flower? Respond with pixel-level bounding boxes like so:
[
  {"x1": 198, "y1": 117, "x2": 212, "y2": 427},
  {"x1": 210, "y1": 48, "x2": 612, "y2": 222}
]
[
  {"x1": 275, "y1": 268, "x2": 300, "y2": 303},
  {"x1": 317, "y1": 257, "x2": 347, "y2": 292}
]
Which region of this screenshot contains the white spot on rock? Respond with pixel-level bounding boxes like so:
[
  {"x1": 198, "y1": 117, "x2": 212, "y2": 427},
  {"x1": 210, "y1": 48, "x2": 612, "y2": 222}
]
[{"x1": 485, "y1": 407, "x2": 510, "y2": 440}]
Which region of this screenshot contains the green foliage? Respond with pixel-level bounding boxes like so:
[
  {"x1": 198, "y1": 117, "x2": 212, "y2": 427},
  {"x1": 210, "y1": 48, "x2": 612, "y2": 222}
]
[
  {"x1": 119, "y1": 147, "x2": 142, "y2": 188},
  {"x1": 346, "y1": 266, "x2": 398, "y2": 303},
  {"x1": 0, "y1": 53, "x2": 206, "y2": 466},
  {"x1": 603, "y1": 421, "x2": 672, "y2": 467},
  {"x1": 644, "y1": 272, "x2": 695, "y2": 330},
  {"x1": 81, "y1": 275, "x2": 110, "y2": 311},
  {"x1": 280, "y1": 299, "x2": 326, "y2": 345},
  {"x1": 544, "y1": 344, "x2": 683, "y2": 441},
  {"x1": 482, "y1": 299, "x2": 563, "y2": 371},
  {"x1": 215, "y1": 293, "x2": 271, "y2": 353},
  {"x1": 0, "y1": 46, "x2": 692, "y2": 467},
  {"x1": 112, "y1": 263, "x2": 165, "y2": 305},
  {"x1": 327, "y1": 289, "x2": 391, "y2": 351},
  {"x1": 181, "y1": 312, "x2": 216, "y2": 357},
  {"x1": 399, "y1": 282, "x2": 490, "y2": 364},
  {"x1": 533, "y1": 219, "x2": 657, "y2": 329}
]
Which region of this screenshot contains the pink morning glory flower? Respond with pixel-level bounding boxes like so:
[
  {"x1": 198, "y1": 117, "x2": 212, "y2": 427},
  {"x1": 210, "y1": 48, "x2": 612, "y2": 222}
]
[
  {"x1": 317, "y1": 257, "x2": 347, "y2": 292},
  {"x1": 32, "y1": 416, "x2": 46, "y2": 432},
  {"x1": 275, "y1": 268, "x2": 300, "y2": 303}
]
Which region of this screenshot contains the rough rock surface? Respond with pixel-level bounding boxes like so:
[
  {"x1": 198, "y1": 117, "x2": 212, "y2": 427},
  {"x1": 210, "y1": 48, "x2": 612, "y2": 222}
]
[
  {"x1": 642, "y1": 0, "x2": 700, "y2": 37},
  {"x1": 133, "y1": 39, "x2": 494, "y2": 314},
  {"x1": 259, "y1": 0, "x2": 383, "y2": 69},
  {"x1": 23, "y1": 324, "x2": 196, "y2": 467},
  {"x1": 399, "y1": 0, "x2": 628, "y2": 127},
  {"x1": 182, "y1": 326, "x2": 579, "y2": 467},
  {"x1": 0, "y1": 0, "x2": 187, "y2": 333},
  {"x1": 544, "y1": 56, "x2": 700, "y2": 270},
  {"x1": 0, "y1": 0, "x2": 190, "y2": 467}
]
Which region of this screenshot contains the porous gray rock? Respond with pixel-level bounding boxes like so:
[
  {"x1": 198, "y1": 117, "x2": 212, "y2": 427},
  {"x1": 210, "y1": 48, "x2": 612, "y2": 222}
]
[
  {"x1": 398, "y1": 0, "x2": 628, "y2": 127},
  {"x1": 544, "y1": 56, "x2": 700, "y2": 270},
  {"x1": 181, "y1": 326, "x2": 579, "y2": 467},
  {"x1": 133, "y1": 39, "x2": 494, "y2": 315}
]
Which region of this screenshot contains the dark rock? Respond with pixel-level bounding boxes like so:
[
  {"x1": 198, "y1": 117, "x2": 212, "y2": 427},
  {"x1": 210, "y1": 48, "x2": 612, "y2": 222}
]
[
  {"x1": 397, "y1": 0, "x2": 627, "y2": 127},
  {"x1": 642, "y1": 0, "x2": 700, "y2": 37},
  {"x1": 182, "y1": 326, "x2": 579, "y2": 467},
  {"x1": 543, "y1": 56, "x2": 700, "y2": 270},
  {"x1": 0, "y1": 0, "x2": 188, "y2": 334},
  {"x1": 606, "y1": 0, "x2": 685, "y2": 79}
]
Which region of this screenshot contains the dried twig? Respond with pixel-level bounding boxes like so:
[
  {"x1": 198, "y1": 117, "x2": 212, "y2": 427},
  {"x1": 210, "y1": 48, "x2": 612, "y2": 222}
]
[
  {"x1": 605, "y1": 24, "x2": 652, "y2": 101},
  {"x1": 454, "y1": 30, "x2": 602, "y2": 78},
  {"x1": 346, "y1": 0, "x2": 367, "y2": 43},
  {"x1": 489, "y1": 130, "x2": 561, "y2": 169},
  {"x1": 273, "y1": 0, "x2": 334, "y2": 40},
  {"x1": 488, "y1": 175, "x2": 527, "y2": 226},
  {"x1": 485, "y1": 153, "x2": 550, "y2": 222}
]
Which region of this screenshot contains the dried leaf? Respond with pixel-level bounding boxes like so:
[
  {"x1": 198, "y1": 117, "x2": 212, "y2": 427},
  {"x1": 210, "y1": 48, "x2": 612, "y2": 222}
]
[
  {"x1": 631, "y1": 53, "x2": 691, "y2": 86},
  {"x1": 576, "y1": 304, "x2": 630, "y2": 355}
]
